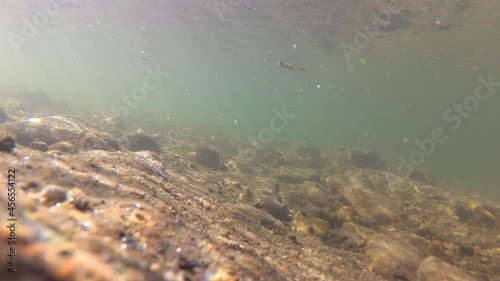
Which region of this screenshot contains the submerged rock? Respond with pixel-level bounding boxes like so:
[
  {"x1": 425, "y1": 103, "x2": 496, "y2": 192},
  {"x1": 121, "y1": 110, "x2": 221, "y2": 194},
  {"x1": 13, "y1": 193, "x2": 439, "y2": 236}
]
[
  {"x1": 1, "y1": 103, "x2": 499, "y2": 280},
  {"x1": 195, "y1": 147, "x2": 220, "y2": 169},
  {"x1": 0, "y1": 132, "x2": 16, "y2": 153},
  {"x1": 0, "y1": 116, "x2": 80, "y2": 146},
  {"x1": 410, "y1": 169, "x2": 433, "y2": 183},
  {"x1": 0, "y1": 108, "x2": 8, "y2": 123},
  {"x1": 256, "y1": 195, "x2": 291, "y2": 222},
  {"x1": 49, "y1": 142, "x2": 76, "y2": 154},
  {"x1": 228, "y1": 204, "x2": 288, "y2": 235},
  {"x1": 330, "y1": 222, "x2": 376, "y2": 249},
  {"x1": 417, "y1": 257, "x2": 479, "y2": 281},
  {"x1": 30, "y1": 141, "x2": 49, "y2": 152},
  {"x1": 275, "y1": 141, "x2": 322, "y2": 168},
  {"x1": 338, "y1": 172, "x2": 400, "y2": 225},
  {"x1": 280, "y1": 181, "x2": 345, "y2": 228},
  {"x1": 292, "y1": 141, "x2": 322, "y2": 167},
  {"x1": 454, "y1": 202, "x2": 498, "y2": 228},
  {"x1": 79, "y1": 132, "x2": 120, "y2": 151},
  {"x1": 366, "y1": 234, "x2": 424, "y2": 280},
  {"x1": 127, "y1": 133, "x2": 162, "y2": 154},
  {"x1": 18, "y1": 90, "x2": 57, "y2": 108},
  {"x1": 96, "y1": 114, "x2": 127, "y2": 134},
  {"x1": 458, "y1": 244, "x2": 475, "y2": 257},
  {"x1": 293, "y1": 210, "x2": 331, "y2": 240},
  {"x1": 0, "y1": 116, "x2": 120, "y2": 153},
  {"x1": 406, "y1": 234, "x2": 451, "y2": 262},
  {"x1": 40, "y1": 185, "x2": 67, "y2": 206},
  {"x1": 350, "y1": 150, "x2": 386, "y2": 170},
  {"x1": 77, "y1": 150, "x2": 165, "y2": 178},
  {"x1": 326, "y1": 146, "x2": 353, "y2": 168}
]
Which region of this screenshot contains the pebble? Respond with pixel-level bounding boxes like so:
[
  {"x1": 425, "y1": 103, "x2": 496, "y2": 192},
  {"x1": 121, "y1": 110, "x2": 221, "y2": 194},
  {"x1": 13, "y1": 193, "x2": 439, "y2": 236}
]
[
  {"x1": 41, "y1": 185, "x2": 67, "y2": 205},
  {"x1": 30, "y1": 141, "x2": 49, "y2": 152},
  {"x1": 195, "y1": 147, "x2": 220, "y2": 169},
  {"x1": 417, "y1": 256, "x2": 479, "y2": 281},
  {"x1": 127, "y1": 133, "x2": 162, "y2": 154}
]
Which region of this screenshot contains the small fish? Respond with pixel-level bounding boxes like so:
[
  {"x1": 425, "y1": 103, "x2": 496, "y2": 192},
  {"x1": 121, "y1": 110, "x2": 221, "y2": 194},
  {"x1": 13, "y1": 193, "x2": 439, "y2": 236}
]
[
  {"x1": 266, "y1": 148, "x2": 283, "y2": 157},
  {"x1": 277, "y1": 61, "x2": 306, "y2": 71}
]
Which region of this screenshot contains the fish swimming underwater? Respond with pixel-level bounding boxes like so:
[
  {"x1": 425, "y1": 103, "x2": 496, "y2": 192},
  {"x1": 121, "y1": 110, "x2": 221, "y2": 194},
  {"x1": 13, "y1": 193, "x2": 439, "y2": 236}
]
[
  {"x1": 277, "y1": 61, "x2": 306, "y2": 71},
  {"x1": 266, "y1": 147, "x2": 283, "y2": 157}
]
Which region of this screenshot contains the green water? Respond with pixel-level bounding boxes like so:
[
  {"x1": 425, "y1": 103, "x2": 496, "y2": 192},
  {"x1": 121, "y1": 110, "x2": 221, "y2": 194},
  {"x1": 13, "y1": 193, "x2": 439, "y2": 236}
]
[{"x1": 1, "y1": 1, "x2": 499, "y2": 199}]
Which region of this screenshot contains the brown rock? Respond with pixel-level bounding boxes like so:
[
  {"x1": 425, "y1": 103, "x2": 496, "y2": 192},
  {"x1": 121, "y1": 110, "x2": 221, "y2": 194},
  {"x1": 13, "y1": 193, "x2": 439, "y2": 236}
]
[
  {"x1": 338, "y1": 175, "x2": 400, "y2": 225},
  {"x1": 0, "y1": 107, "x2": 8, "y2": 123},
  {"x1": 30, "y1": 141, "x2": 49, "y2": 152},
  {"x1": 257, "y1": 195, "x2": 291, "y2": 222},
  {"x1": 49, "y1": 141, "x2": 75, "y2": 153},
  {"x1": 195, "y1": 146, "x2": 220, "y2": 169},
  {"x1": 274, "y1": 166, "x2": 320, "y2": 183},
  {"x1": 417, "y1": 257, "x2": 479, "y2": 281},
  {"x1": 366, "y1": 234, "x2": 425, "y2": 280},
  {"x1": 292, "y1": 211, "x2": 331, "y2": 240},
  {"x1": 40, "y1": 185, "x2": 67, "y2": 206},
  {"x1": 0, "y1": 133, "x2": 16, "y2": 153},
  {"x1": 350, "y1": 150, "x2": 386, "y2": 170},
  {"x1": 455, "y1": 203, "x2": 498, "y2": 228},
  {"x1": 127, "y1": 133, "x2": 162, "y2": 154}
]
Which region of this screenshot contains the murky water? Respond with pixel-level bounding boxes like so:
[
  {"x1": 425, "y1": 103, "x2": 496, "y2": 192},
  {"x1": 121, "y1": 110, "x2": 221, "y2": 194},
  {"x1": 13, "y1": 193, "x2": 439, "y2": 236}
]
[{"x1": 1, "y1": 0, "x2": 499, "y2": 199}]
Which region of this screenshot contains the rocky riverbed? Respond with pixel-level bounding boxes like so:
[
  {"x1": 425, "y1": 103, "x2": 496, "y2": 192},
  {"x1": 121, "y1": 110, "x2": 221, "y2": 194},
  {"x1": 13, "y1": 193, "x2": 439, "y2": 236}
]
[{"x1": 0, "y1": 96, "x2": 499, "y2": 281}]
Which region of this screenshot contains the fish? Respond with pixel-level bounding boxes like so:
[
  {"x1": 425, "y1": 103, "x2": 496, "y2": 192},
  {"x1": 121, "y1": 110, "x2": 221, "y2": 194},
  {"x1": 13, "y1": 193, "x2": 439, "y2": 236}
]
[
  {"x1": 277, "y1": 61, "x2": 306, "y2": 71},
  {"x1": 266, "y1": 148, "x2": 283, "y2": 157}
]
